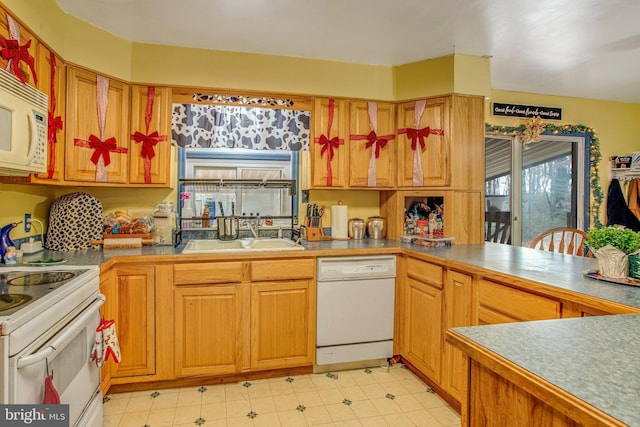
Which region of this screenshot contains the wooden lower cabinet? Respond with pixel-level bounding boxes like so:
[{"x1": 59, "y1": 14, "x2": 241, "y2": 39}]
[
  {"x1": 174, "y1": 285, "x2": 249, "y2": 377},
  {"x1": 251, "y1": 279, "x2": 316, "y2": 370},
  {"x1": 110, "y1": 265, "x2": 156, "y2": 379},
  {"x1": 402, "y1": 256, "x2": 444, "y2": 382},
  {"x1": 442, "y1": 270, "x2": 474, "y2": 402},
  {"x1": 467, "y1": 360, "x2": 582, "y2": 427},
  {"x1": 172, "y1": 258, "x2": 316, "y2": 378},
  {"x1": 478, "y1": 279, "x2": 561, "y2": 324}
]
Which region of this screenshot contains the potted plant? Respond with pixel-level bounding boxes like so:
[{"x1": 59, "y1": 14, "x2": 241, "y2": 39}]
[{"x1": 585, "y1": 225, "x2": 640, "y2": 279}]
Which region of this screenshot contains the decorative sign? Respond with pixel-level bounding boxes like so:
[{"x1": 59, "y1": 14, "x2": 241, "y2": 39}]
[{"x1": 492, "y1": 103, "x2": 562, "y2": 121}]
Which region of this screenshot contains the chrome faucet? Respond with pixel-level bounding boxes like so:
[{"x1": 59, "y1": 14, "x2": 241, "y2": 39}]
[{"x1": 248, "y1": 214, "x2": 260, "y2": 238}]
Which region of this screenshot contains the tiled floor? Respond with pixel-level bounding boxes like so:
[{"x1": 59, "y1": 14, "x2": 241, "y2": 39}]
[{"x1": 103, "y1": 364, "x2": 461, "y2": 427}]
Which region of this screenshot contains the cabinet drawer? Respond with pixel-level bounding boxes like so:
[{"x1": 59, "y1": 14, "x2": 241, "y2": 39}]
[
  {"x1": 406, "y1": 257, "x2": 443, "y2": 289},
  {"x1": 251, "y1": 258, "x2": 315, "y2": 282},
  {"x1": 478, "y1": 279, "x2": 560, "y2": 324},
  {"x1": 174, "y1": 262, "x2": 244, "y2": 285}
]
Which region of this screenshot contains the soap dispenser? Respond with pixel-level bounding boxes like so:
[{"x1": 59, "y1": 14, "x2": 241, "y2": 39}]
[{"x1": 0, "y1": 222, "x2": 20, "y2": 264}]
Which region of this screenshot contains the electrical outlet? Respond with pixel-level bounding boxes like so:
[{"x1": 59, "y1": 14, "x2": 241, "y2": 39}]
[{"x1": 24, "y1": 213, "x2": 31, "y2": 232}]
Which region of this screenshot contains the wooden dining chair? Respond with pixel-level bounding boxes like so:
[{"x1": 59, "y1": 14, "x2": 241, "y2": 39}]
[{"x1": 529, "y1": 228, "x2": 592, "y2": 257}]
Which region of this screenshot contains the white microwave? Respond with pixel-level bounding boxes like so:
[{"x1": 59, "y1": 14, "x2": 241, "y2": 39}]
[{"x1": 0, "y1": 67, "x2": 48, "y2": 176}]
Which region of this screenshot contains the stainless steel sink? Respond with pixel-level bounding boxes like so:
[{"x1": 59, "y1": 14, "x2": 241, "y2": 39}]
[{"x1": 182, "y1": 238, "x2": 304, "y2": 253}]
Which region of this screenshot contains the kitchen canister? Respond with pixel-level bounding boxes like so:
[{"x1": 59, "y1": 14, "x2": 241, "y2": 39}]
[
  {"x1": 366, "y1": 216, "x2": 387, "y2": 239},
  {"x1": 331, "y1": 202, "x2": 349, "y2": 239},
  {"x1": 348, "y1": 218, "x2": 366, "y2": 239}
]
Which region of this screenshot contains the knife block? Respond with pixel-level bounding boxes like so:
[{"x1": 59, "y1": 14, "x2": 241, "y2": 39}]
[{"x1": 302, "y1": 225, "x2": 324, "y2": 241}]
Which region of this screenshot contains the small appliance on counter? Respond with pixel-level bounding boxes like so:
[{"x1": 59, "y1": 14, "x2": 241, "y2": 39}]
[{"x1": 46, "y1": 192, "x2": 103, "y2": 251}]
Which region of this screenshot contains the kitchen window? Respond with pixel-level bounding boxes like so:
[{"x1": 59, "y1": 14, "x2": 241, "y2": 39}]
[
  {"x1": 172, "y1": 98, "x2": 311, "y2": 227},
  {"x1": 179, "y1": 147, "x2": 298, "y2": 223}
]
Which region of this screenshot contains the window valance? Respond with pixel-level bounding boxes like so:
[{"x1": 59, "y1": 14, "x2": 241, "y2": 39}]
[{"x1": 171, "y1": 104, "x2": 310, "y2": 151}]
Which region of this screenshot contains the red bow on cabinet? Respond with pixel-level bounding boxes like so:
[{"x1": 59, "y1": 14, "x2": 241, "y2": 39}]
[
  {"x1": 87, "y1": 135, "x2": 127, "y2": 166},
  {"x1": 398, "y1": 126, "x2": 445, "y2": 151},
  {"x1": 351, "y1": 130, "x2": 394, "y2": 158},
  {"x1": 0, "y1": 37, "x2": 37, "y2": 84},
  {"x1": 131, "y1": 131, "x2": 166, "y2": 160}
]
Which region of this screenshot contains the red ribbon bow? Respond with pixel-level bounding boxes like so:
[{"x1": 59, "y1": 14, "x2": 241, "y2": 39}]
[
  {"x1": 131, "y1": 131, "x2": 166, "y2": 160},
  {"x1": 48, "y1": 112, "x2": 63, "y2": 144},
  {"x1": 398, "y1": 126, "x2": 445, "y2": 151},
  {"x1": 0, "y1": 37, "x2": 37, "y2": 85},
  {"x1": 88, "y1": 135, "x2": 119, "y2": 166},
  {"x1": 351, "y1": 130, "x2": 394, "y2": 158},
  {"x1": 317, "y1": 134, "x2": 343, "y2": 161}
]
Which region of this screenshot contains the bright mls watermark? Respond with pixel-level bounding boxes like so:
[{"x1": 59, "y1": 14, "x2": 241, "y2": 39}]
[{"x1": 1, "y1": 405, "x2": 69, "y2": 426}]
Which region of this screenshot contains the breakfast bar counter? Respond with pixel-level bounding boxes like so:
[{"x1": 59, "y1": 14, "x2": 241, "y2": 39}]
[{"x1": 447, "y1": 314, "x2": 640, "y2": 426}]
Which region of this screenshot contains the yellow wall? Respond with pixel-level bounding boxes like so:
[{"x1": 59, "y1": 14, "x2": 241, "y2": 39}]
[
  {"x1": 131, "y1": 44, "x2": 395, "y2": 100},
  {"x1": 486, "y1": 90, "x2": 640, "y2": 197}
]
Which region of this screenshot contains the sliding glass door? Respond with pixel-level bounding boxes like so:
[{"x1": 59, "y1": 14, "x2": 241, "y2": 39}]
[{"x1": 485, "y1": 134, "x2": 587, "y2": 246}]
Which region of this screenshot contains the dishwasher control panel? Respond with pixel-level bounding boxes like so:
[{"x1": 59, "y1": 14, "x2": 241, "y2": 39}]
[{"x1": 317, "y1": 255, "x2": 396, "y2": 281}]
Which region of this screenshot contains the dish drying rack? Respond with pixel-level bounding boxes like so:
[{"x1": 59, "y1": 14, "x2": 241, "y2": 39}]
[{"x1": 177, "y1": 179, "x2": 298, "y2": 235}]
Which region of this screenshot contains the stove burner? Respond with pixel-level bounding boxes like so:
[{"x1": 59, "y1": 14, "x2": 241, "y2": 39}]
[
  {"x1": 5, "y1": 271, "x2": 78, "y2": 286},
  {"x1": 0, "y1": 293, "x2": 32, "y2": 312}
]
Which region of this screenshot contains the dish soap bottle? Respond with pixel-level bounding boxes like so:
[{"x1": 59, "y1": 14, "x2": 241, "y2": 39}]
[
  {"x1": 182, "y1": 200, "x2": 194, "y2": 229},
  {"x1": 202, "y1": 205, "x2": 210, "y2": 228}
]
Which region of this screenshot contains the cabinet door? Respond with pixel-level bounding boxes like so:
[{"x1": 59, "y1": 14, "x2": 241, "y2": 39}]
[
  {"x1": 128, "y1": 85, "x2": 172, "y2": 186},
  {"x1": 397, "y1": 97, "x2": 450, "y2": 187},
  {"x1": 0, "y1": 14, "x2": 39, "y2": 87},
  {"x1": 111, "y1": 265, "x2": 156, "y2": 378},
  {"x1": 251, "y1": 280, "x2": 316, "y2": 370},
  {"x1": 31, "y1": 49, "x2": 66, "y2": 183},
  {"x1": 174, "y1": 285, "x2": 247, "y2": 376},
  {"x1": 442, "y1": 270, "x2": 474, "y2": 402},
  {"x1": 478, "y1": 279, "x2": 561, "y2": 324},
  {"x1": 404, "y1": 277, "x2": 443, "y2": 382},
  {"x1": 65, "y1": 66, "x2": 130, "y2": 184},
  {"x1": 311, "y1": 98, "x2": 348, "y2": 188},
  {"x1": 349, "y1": 101, "x2": 396, "y2": 188}
]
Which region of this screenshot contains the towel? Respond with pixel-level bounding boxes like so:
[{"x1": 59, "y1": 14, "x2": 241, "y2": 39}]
[
  {"x1": 607, "y1": 179, "x2": 640, "y2": 231},
  {"x1": 628, "y1": 178, "x2": 640, "y2": 221},
  {"x1": 90, "y1": 318, "x2": 121, "y2": 367},
  {"x1": 43, "y1": 372, "x2": 61, "y2": 404}
]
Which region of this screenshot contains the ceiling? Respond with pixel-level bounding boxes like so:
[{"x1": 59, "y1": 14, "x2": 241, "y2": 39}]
[{"x1": 55, "y1": 0, "x2": 640, "y2": 103}]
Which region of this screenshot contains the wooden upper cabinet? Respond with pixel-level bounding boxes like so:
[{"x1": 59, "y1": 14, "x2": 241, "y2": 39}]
[
  {"x1": 349, "y1": 101, "x2": 396, "y2": 188},
  {"x1": 397, "y1": 97, "x2": 450, "y2": 188},
  {"x1": 128, "y1": 85, "x2": 172, "y2": 186},
  {"x1": 65, "y1": 66, "x2": 130, "y2": 184},
  {"x1": 0, "y1": 13, "x2": 39, "y2": 88},
  {"x1": 31, "y1": 49, "x2": 66, "y2": 184},
  {"x1": 311, "y1": 98, "x2": 349, "y2": 188}
]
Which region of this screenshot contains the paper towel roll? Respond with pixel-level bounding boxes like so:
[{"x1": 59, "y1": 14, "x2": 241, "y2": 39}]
[{"x1": 331, "y1": 205, "x2": 349, "y2": 239}]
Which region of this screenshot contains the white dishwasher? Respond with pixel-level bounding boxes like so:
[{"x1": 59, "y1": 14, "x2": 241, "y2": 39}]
[{"x1": 316, "y1": 255, "x2": 396, "y2": 370}]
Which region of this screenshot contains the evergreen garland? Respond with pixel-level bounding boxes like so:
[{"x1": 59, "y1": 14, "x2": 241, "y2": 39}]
[{"x1": 485, "y1": 122, "x2": 603, "y2": 228}]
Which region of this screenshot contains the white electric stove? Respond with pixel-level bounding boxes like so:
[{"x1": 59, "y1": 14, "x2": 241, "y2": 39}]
[{"x1": 0, "y1": 264, "x2": 104, "y2": 427}]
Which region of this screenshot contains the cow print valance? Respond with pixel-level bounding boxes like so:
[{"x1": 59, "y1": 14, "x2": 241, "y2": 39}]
[{"x1": 171, "y1": 104, "x2": 310, "y2": 151}]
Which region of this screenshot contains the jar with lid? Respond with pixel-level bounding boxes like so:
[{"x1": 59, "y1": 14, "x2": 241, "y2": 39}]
[{"x1": 152, "y1": 202, "x2": 177, "y2": 245}]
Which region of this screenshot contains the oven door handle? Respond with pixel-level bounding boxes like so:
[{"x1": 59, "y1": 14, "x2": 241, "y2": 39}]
[{"x1": 17, "y1": 295, "x2": 105, "y2": 369}]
